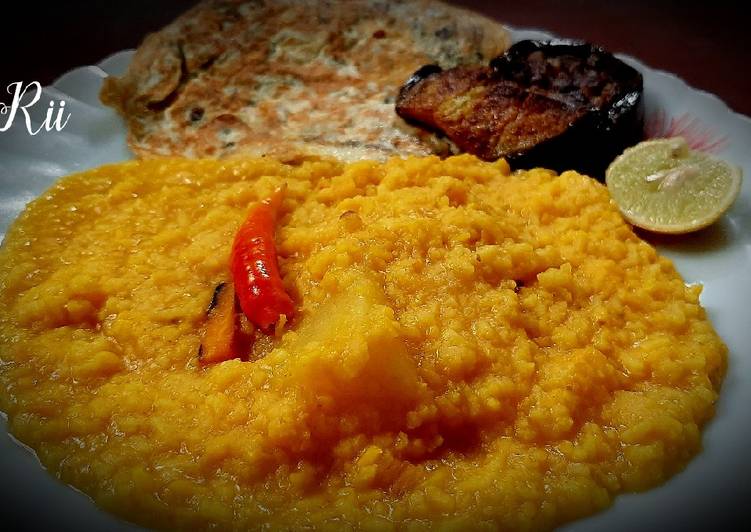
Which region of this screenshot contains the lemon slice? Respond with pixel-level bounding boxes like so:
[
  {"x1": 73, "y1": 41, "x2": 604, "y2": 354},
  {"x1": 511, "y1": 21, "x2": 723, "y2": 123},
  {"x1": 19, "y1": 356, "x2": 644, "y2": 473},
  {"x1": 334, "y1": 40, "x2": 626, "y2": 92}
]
[{"x1": 605, "y1": 137, "x2": 743, "y2": 234}]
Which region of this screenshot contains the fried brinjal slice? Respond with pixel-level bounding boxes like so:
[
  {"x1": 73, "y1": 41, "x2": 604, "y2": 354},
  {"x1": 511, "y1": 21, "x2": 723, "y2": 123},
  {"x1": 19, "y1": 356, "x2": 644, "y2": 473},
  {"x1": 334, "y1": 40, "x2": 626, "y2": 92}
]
[{"x1": 396, "y1": 40, "x2": 644, "y2": 179}]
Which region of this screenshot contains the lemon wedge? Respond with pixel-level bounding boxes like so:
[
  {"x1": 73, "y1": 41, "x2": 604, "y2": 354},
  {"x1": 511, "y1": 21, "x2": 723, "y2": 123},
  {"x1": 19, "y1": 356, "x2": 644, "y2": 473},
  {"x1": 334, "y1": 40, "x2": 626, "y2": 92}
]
[{"x1": 605, "y1": 137, "x2": 742, "y2": 234}]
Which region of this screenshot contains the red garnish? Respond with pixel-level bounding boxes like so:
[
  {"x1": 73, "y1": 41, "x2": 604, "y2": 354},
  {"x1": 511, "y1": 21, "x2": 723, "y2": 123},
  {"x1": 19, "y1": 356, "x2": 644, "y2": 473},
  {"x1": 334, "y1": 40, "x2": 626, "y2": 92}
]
[{"x1": 230, "y1": 188, "x2": 295, "y2": 331}]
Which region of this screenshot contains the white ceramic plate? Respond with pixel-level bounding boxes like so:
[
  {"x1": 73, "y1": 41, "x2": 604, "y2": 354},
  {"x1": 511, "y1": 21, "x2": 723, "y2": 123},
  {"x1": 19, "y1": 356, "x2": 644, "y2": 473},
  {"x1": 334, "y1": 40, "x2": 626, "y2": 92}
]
[{"x1": 1, "y1": 27, "x2": 749, "y2": 531}]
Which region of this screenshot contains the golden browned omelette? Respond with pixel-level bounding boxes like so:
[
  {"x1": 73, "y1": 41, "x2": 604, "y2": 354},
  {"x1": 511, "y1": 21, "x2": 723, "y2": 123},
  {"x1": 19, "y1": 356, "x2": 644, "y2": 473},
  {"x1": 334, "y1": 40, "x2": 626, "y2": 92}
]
[{"x1": 100, "y1": 0, "x2": 510, "y2": 162}]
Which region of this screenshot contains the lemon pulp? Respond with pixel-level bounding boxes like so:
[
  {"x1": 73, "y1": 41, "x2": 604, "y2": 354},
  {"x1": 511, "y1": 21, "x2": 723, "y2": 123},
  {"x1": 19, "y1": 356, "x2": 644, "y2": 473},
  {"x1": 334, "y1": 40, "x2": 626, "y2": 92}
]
[{"x1": 605, "y1": 137, "x2": 742, "y2": 234}]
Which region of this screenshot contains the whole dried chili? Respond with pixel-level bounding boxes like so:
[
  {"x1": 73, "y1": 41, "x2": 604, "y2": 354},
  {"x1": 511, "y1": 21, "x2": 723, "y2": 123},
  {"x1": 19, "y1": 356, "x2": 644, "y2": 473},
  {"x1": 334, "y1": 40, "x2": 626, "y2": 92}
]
[{"x1": 230, "y1": 187, "x2": 295, "y2": 331}]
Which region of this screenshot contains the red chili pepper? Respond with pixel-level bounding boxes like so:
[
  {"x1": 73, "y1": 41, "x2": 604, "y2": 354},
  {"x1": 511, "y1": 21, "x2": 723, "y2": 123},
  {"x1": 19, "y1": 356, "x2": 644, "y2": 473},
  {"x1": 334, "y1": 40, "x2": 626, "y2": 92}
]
[{"x1": 230, "y1": 187, "x2": 295, "y2": 331}]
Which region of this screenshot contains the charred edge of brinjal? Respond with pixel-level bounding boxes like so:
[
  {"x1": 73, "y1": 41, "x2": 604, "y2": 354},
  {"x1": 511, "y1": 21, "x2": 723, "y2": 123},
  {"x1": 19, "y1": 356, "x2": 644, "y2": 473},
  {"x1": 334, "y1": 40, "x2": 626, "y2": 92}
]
[
  {"x1": 401, "y1": 64, "x2": 443, "y2": 94},
  {"x1": 492, "y1": 40, "x2": 644, "y2": 179},
  {"x1": 396, "y1": 40, "x2": 644, "y2": 180},
  {"x1": 395, "y1": 64, "x2": 444, "y2": 129},
  {"x1": 396, "y1": 63, "x2": 481, "y2": 144}
]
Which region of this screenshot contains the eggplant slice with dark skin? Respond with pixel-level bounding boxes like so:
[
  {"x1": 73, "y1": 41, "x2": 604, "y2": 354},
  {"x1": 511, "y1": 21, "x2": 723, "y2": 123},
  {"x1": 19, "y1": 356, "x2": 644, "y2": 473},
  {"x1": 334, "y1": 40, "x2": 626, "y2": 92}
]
[{"x1": 395, "y1": 40, "x2": 644, "y2": 179}]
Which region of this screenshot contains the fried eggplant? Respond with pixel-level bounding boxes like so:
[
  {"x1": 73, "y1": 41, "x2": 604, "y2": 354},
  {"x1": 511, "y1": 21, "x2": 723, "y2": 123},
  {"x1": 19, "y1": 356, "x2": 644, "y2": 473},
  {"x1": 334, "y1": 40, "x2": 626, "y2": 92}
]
[{"x1": 396, "y1": 40, "x2": 644, "y2": 179}]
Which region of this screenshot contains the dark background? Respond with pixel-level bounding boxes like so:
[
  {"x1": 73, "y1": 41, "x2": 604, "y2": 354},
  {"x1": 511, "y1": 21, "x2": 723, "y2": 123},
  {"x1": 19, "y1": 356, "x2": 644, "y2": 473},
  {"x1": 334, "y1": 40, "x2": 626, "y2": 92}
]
[{"x1": 1, "y1": 0, "x2": 750, "y2": 116}]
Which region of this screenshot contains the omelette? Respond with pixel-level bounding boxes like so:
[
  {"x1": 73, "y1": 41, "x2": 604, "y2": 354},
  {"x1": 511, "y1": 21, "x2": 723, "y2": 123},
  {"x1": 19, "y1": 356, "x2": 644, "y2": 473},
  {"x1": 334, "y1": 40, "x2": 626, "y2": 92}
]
[{"x1": 101, "y1": 0, "x2": 511, "y2": 162}]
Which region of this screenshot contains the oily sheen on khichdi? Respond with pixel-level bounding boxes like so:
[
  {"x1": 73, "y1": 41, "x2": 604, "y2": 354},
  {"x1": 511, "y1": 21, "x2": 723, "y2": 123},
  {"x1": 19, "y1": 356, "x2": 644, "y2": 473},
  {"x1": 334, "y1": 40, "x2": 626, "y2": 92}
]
[{"x1": 0, "y1": 155, "x2": 725, "y2": 530}]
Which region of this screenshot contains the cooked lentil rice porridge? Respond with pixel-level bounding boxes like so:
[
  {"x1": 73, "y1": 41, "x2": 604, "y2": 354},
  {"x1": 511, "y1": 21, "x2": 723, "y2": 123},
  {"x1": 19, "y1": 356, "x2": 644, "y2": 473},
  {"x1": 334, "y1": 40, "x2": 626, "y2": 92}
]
[{"x1": 0, "y1": 155, "x2": 726, "y2": 530}]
